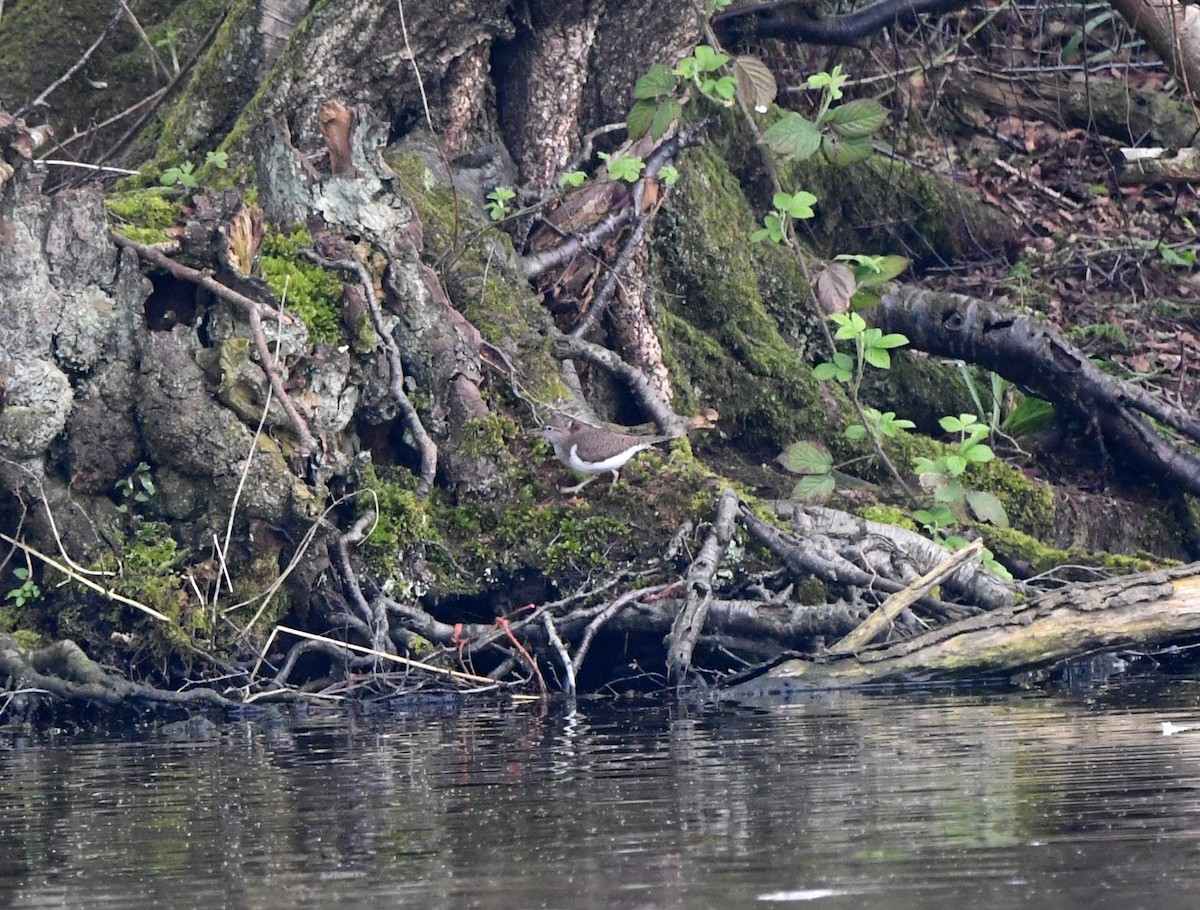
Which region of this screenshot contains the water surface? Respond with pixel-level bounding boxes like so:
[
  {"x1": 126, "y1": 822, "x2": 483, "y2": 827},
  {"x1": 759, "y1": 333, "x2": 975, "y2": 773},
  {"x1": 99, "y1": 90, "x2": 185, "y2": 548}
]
[{"x1": 4, "y1": 687, "x2": 1200, "y2": 908}]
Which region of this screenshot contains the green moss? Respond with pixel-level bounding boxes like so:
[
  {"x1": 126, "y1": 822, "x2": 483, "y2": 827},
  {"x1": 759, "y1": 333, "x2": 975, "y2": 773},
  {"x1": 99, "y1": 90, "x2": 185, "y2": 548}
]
[
  {"x1": 358, "y1": 465, "x2": 439, "y2": 568},
  {"x1": 983, "y1": 525, "x2": 1165, "y2": 575},
  {"x1": 652, "y1": 145, "x2": 835, "y2": 451},
  {"x1": 385, "y1": 147, "x2": 566, "y2": 402},
  {"x1": 459, "y1": 415, "x2": 519, "y2": 460},
  {"x1": 105, "y1": 189, "x2": 180, "y2": 244},
  {"x1": 260, "y1": 226, "x2": 345, "y2": 344},
  {"x1": 861, "y1": 505, "x2": 916, "y2": 530}
]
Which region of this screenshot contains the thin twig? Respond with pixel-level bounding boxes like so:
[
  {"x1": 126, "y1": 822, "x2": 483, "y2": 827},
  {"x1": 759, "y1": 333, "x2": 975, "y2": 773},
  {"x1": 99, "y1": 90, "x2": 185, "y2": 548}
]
[
  {"x1": 15, "y1": 7, "x2": 123, "y2": 118},
  {"x1": 0, "y1": 532, "x2": 170, "y2": 623}
]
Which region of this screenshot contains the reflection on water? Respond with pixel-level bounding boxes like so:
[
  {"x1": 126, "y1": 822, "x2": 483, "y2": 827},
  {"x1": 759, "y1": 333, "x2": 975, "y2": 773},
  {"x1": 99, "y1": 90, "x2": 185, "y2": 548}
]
[{"x1": 4, "y1": 687, "x2": 1200, "y2": 909}]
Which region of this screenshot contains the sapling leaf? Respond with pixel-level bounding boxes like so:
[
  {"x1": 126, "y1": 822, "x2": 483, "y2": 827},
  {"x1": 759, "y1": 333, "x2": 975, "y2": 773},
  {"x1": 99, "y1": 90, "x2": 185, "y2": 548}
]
[
  {"x1": 650, "y1": 98, "x2": 681, "y2": 140},
  {"x1": 626, "y1": 99, "x2": 657, "y2": 140},
  {"x1": 764, "y1": 112, "x2": 822, "y2": 161},
  {"x1": 778, "y1": 440, "x2": 833, "y2": 474},
  {"x1": 966, "y1": 490, "x2": 1009, "y2": 527},
  {"x1": 634, "y1": 64, "x2": 676, "y2": 99},
  {"x1": 792, "y1": 472, "x2": 836, "y2": 503},
  {"x1": 828, "y1": 98, "x2": 887, "y2": 139}
]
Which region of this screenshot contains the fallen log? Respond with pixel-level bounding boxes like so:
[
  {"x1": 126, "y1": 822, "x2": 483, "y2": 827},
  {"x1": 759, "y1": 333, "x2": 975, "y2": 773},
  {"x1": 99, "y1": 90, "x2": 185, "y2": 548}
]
[{"x1": 721, "y1": 562, "x2": 1200, "y2": 693}]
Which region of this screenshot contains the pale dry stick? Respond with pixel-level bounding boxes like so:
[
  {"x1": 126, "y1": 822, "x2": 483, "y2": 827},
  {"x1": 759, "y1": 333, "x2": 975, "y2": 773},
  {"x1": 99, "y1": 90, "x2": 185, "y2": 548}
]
[
  {"x1": 38, "y1": 494, "x2": 114, "y2": 580},
  {"x1": 15, "y1": 7, "x2": 123, "y2": 118},
  {"x1": 827, "y1": 538, "x2": 985, "y2": 655},
  {"x1": 0, "y1": 532, "x2": 171, "y2": 623},
  {"x1": 40, "y1": 160, "x2": 140, "y2": 176},
  {"x1": 250, "y1": 625, "x2": 499, "y2": 685},
  {"x1": 542, "y1": 614, "x2": 577, "y2": 696}
]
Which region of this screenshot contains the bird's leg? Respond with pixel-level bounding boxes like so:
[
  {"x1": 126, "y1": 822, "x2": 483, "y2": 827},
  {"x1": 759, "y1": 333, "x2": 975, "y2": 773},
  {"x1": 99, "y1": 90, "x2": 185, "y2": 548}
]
[
  {"x1": 609, "y1": 469, "x2": 621, "y2": 487},
  {"x1": 560, "y1": 474, "x2": 599, "y2": 494}
]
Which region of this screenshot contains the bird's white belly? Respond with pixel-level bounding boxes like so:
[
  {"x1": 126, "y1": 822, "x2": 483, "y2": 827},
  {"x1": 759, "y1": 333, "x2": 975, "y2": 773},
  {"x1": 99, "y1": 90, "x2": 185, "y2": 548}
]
[{"x1": 566, "y1": 443, "x2": 649, "y2": 475}]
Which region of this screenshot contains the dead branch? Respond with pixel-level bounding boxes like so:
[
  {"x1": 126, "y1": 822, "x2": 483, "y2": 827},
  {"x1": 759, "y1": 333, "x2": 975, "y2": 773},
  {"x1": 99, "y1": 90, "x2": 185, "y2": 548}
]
[
  {"x1": 111, "y1": 232, "x2": 320, "y2": 455},
  {"x1": 771, "y1": 502, "x2": 1019, "y2": 609},
  {"x1": 1, "y1": 634, "x2": 236, "y2": 710},
  {"x1": 550, "y1": 333, "x2": 692, "y2": 436},
  {"x1": 667, "y1": 488, "x2": 740, "y2": 683},
  {"x1": 828, "y1": 539, "x2": 984, "y2": 655},
  {"x1": 723, "y1": 562, "x2": 1200, "y2": 692},
  {"x1": 876, "y1": 285, "x2": 1200, "y2": 496},
  {"x1": 739, "y1": 506, "x2": 972, "y2": 618}
]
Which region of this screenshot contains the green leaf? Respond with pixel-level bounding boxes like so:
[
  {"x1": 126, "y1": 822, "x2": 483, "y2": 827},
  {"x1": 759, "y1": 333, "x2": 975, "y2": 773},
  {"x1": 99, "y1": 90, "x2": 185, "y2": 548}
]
[
  {"x1": 873, "y1": 332, "x2": 909, "y2": 349},
  {"x1": 778, "y1": 440, "x2": 833, "y2": 474},
  {"x1": 634, "y1": 63, "x2": 676, "y2": 100},
  {"x1": 558, "y1": 170, "x2": 587, "y2": 189},
  {"x1": 764, "y1": 113, "x2": 822, "y2": 161},
  {"x1": 966, "y1": 490, "x2": 1009, "y2": 527},
  {"x1": 658, "y1": 165, "x2": 679, "y2": 187},
  {"x1": 844, "y1": 424, "x2": 867, "y2": 441},
  {"x1": 692, "y1": 45, "x2": 729, "y2": 72},
  {"x1": 812, "y1": 362, "x2": 841, "y2": 380},
  {"x1": 821, "y1": 134, "x2": 874, "y2": 166},
  {"x1": 626, "y1": 99, "x2": 657, "y2": 141},
  {"x1": 733, "y1": 55, "x2": 777, "y2": 112},
  {"x1": 853, "y1": 255, "x2": 909, "y2": 287},
  {"x1": 711, "y1": 75, "x2": 737, "y2": 100},
  {"x1": 828, "y1": 98, "x2": 887, "y2": 139},
  {"x1": 13, "y1": 567, "x2": 29, "y2": 581},
  {"x1": 939, "y1": 415, "x2": 966, "y2": 433},
  {"x1": 650, "y1": 98, "x2": 681, "y2": 140},
  {"x1": 205, "y1": 150, "x2": 229, "y2": 169},
  {"x1": 792, "y1": 472, "x2": 836, "y2": 503},
  {"x1": 863, "y1": 346, "x2": 892, "y2": 370},
  {"x1": 962, "y1": 442, "x2": 995, "y2": 463},
  {"x1": 943, "y1": 454, "x2": 967, "y2": 476}
]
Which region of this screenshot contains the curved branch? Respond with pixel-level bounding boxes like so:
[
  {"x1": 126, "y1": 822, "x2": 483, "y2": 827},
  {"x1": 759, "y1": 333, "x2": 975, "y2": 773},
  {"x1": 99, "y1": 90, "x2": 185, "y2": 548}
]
[{"x1": 714, "y1": 0, "x2": 973, "y2": 47}]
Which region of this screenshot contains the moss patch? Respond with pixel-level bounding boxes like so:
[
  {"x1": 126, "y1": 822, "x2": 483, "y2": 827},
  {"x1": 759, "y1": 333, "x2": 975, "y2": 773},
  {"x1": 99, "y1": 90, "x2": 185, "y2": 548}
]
[
  {"x1": 260, "y1": 226, "x2": 344, "y2": 344},
  {"x1": 652, "y1": 144, "x2": 836, "y2": 451},
  {"x1": 105, "y1": 188, "x2": 181, "y2": 244}
]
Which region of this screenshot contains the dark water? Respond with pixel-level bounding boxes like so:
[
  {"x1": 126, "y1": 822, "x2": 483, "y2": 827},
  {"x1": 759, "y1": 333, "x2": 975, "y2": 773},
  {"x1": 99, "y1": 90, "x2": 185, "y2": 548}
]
[{"x1": 4, "y1": 687, "x2": 1200, "y2": 909}]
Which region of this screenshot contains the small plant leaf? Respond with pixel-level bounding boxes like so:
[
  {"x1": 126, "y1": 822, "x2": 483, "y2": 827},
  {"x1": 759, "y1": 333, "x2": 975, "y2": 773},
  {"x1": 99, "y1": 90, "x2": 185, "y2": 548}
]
[
  {"x1": 854, "y1": 254, "x2": 909, "y2": 287},
  {"x1": 821, "y1": 134, "x2": 874, "y2": 166},
  {"x1": 650, "y1": 98, "x2": 681, "y2": 140},
  {"x1": 634, "y1": 63, "x2": 676, "y2": 99},
  {"x1": 778, "y1": 440, "x2": 833, "y2": 475},
  {"x1": 828, "y1": 98, "x2": 888, "y2": 138},
  {"x1": 732, "y1": 54, "x2": 777, "y2": 112},
  {"x1": 863, "y1": 346, "x2": 892, "y2": 370},
  {"x1": 792, "y1": 472, "x2": 836, "y2": 503},
  {"x1": 764, "y1": 112, "x2": 822, "y2": 161},
  {"x1": 626, "y1": 99, "x2": 657, "y2": 141},
  {"x1": 966, "y1": 490, "x2": 1009, "y2": 527}
]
